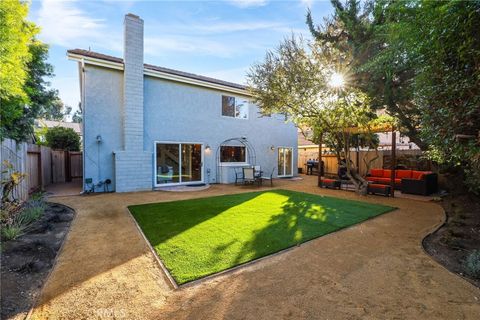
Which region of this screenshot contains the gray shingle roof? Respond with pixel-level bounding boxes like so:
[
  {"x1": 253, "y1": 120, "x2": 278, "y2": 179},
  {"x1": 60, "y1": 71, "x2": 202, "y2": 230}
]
[{"x1": 67, "y1": 49, "x2": 247, "y2": 91}]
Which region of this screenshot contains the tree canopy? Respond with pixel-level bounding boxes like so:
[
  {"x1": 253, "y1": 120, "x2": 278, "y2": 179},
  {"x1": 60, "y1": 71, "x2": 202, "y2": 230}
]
[
  {"x1": 247, "y1": 35, "x2": 391, "y2": 194},
  {"x1": 45, "y1": 127, "x2": 81, "y2": 151},
  {"x1": 0, "y1": 0, "x2": 65, "y2": 142},
  {"x1": 306, "y1": 0, "x2": 480, "y2": 194}
]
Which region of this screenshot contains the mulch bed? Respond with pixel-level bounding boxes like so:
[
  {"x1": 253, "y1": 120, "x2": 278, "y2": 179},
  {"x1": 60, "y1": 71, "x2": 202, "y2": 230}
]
[
  {"x1": 423, "y1": 194, "x2": 480, "y2": 288},
  {"x1": 1, "y1": 203, "x2": 75, "y2": 320}
]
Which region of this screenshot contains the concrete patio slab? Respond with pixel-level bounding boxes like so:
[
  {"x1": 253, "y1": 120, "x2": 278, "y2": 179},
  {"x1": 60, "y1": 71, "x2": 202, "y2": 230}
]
[{"x1": 31, "y1": 176, "x2": 480, "y2": 320}]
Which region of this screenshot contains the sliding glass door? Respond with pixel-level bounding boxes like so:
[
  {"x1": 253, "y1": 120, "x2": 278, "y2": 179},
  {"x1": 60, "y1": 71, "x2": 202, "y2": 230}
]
[
  {"x1": 155, "y1": 142, "x2": 203, "y2": 185},
  {"x1": 278, "y1": 147, "x2": 293, "y2": 177}
]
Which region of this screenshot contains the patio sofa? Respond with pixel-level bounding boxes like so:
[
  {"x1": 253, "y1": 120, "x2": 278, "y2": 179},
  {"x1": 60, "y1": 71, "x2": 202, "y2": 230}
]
[{"x1": 366, "y1": 168, "x2": 438, "y2": 195}]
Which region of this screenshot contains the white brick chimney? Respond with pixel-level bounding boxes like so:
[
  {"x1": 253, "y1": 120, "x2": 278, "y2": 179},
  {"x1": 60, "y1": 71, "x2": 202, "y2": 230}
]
[
  {"x1": 114, "y1": 13, "x2": 152, "y2": 192},
  {"x1": 123, "y1": 13, "x2": 144, "y2": 150}
]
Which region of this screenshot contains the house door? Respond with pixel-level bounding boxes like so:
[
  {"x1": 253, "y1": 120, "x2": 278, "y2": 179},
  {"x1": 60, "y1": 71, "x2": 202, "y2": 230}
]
[
  {"x1": 278, "y1": 147, "x2": 293, "y2": 177},
  {"x1": 155, "y1": 142, "x2": 203, "y2": 186}
]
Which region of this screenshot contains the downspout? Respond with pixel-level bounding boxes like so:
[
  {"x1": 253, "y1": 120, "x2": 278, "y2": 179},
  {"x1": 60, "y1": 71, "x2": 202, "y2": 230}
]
[{"x1": 81, "y1": 58, "x2": 86, "y2": 192}]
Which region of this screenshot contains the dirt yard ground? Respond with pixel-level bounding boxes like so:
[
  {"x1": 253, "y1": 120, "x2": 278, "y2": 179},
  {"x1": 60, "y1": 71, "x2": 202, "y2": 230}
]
[{"x1": 30, "y1": 176, "x2": 480, "y2": 319}]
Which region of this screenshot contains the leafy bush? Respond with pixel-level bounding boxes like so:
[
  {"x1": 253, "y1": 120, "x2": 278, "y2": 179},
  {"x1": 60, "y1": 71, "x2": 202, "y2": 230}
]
[
  {"x1": 25, "y1": 192, "x2": 47, "y2": 210},
  {"x1": 0, "y1": 192, "x2": 46, "y2": 241},
  {"x1": 1, "y1": 160, "x2": 27, "y2": 203},
  {"x1": 463, "y1": 250, "x2": 480, "y2": 278},
  {"x1": 1, "y1": 225, "x2": 24, "y2": 241},
  {"x1": 45, "y1": 126, "x2": 80, "y2": 151},
  {"x1": 17, "y1": 207, "x2": 43, "y2": 225}
]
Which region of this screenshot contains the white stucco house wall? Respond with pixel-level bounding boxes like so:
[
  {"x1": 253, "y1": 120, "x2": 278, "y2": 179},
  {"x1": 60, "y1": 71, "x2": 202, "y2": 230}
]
[{"x1": 68, "y1": 14, "x2": 297, "y2": 193}]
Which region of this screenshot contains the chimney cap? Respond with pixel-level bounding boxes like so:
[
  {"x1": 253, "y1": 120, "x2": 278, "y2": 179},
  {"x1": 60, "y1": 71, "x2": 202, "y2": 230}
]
[{"x1": 125, "y1": 13, "x2": 141, "y2": 19}]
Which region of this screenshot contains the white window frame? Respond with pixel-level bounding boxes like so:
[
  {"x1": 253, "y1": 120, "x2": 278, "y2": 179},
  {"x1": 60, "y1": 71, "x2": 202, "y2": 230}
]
[
  {"x1": 154, "y1": 141, "x2": 204, "y2": 187},
  {"x1": 221, "y1": 95, "x2": 249, "y2": 120},
  {"x1": 219, "y1": 145, "x2": 248, "y2": 165}
]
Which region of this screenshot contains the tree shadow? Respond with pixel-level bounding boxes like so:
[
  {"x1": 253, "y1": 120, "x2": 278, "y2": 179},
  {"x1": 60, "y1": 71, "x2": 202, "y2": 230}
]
[{"x1": 167, "y1": 189, "x2": 394, "y2": 283}]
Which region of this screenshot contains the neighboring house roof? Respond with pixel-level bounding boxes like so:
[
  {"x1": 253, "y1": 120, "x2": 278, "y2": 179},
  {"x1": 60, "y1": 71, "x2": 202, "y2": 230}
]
[
  {"x1": 67, "y1": 49, "x2": 247, "y2": 94},
  {"x1": 298, "y1": 131, "x2": 316, "y2": 147},
  {"x1": 37, "y1": 119, "x2": 82, "y2": 136}
]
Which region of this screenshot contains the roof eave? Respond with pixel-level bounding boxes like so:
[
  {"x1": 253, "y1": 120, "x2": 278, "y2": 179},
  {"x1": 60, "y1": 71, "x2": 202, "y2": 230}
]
[{"x1": 67, "y1": 52, "x2": 251, "y2": 97}]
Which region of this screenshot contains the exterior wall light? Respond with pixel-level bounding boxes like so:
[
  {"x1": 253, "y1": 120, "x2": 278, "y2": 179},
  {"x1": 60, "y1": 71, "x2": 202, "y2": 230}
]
[{"x1": 270, "y1": 145, "x2": 275, "y2": 151}]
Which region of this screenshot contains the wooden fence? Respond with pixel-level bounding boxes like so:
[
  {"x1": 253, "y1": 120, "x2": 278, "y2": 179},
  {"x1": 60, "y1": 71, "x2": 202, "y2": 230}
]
[
  {"x1": 67, "y1": 152, "x2": 83, "y2": 179},
  {"x1": 51, "y1": 150, "x2": 66, "y2": 183},
  {"x1": 1, "y1": 139, "x2": 29, "y2": 201},
  {"x1": 51, "y1": 150, "x2": 83, "y2": 183},
  {"x1": 1, "y1": 138, "x2": 82, "y2": 202},
  {"x1": 298, "y1": 148, "x2": 424, "y2": 177}
]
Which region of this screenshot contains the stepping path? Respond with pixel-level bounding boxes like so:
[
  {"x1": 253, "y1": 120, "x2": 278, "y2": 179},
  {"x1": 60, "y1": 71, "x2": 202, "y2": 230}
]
[{"x1": 31, "y1": 176, "x2": 480, "y2": 319}]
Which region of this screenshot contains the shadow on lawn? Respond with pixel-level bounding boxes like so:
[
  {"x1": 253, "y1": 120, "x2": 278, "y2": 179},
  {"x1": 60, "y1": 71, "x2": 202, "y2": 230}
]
[
  {"x1": 131, "y1": 189, "x2": 393, "y2": 284},
  {"x1": 128, "y1": 192, "x2": 264, "y2": 245},
  {"x1": 228, "y1": 190, "x2": 342, "y2": 266},
  {"x1": 208, "y1": 189, "x2": 392, "y2": 276}
]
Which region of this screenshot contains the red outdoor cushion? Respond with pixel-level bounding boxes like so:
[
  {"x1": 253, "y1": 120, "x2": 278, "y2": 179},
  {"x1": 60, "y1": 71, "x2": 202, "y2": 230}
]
[
  {"x1": 383, "y1": 169, "x2": 392, "y2": 178},
  {"x1": 369, "y1": 183, "x2": 390, "y2": 189},
  {"x1": 412, "y1": 171, "x2": 425, "y2": 180},
  {"x1": 323, "y1": 178, "x2": 336, "y2": 183},
  {"x1": 370, "y1": 169, "x2": 384, "y2": 177},
  {"x1": 396, "y1": 170, "x2": 412, "y2": 179},
  {"x1": 367, "y1": 176, "x2": 402, "y2": 185},
  {"x1": 369, "y1": 177, "x2": 401, "y2": 184}
]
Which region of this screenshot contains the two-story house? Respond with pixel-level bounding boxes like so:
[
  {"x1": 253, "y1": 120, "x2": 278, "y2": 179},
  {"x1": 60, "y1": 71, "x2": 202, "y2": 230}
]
[{"x1": 68, "y1": 14, "x2": 297, "y2": 192}]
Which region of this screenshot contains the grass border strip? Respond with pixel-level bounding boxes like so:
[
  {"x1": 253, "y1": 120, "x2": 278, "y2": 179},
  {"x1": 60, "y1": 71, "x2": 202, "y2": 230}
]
[{"x1": 125, "y1": 207, "x2": 179, "y2": 290}]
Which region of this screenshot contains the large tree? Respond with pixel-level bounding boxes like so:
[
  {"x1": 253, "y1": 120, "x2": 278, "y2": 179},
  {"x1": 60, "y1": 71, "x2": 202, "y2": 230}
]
[
  {"x1": 306, "y1": 0, "x2": 427, "y2": 150},
  {"x1": 400, "y1": 0, "x2": 480, "y2": 193},
  {"x1": 0, "y1": 0, "x2": 62, "y2": 141},
  {"x1": 247, "y1": 36, "x2": 388, "y2": 194},
  {"x1": 308, "y1": 0, "x2": 480, "y2": 194}
]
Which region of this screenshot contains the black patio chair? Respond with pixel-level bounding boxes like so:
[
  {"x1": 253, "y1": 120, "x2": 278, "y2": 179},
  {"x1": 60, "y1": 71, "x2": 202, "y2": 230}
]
[
  {"x1": 234, "y1": 168, "x2": 244, "y2": 185},
  {"x1": 260, "y1": 168, "x2": 275, "y2": 187}
]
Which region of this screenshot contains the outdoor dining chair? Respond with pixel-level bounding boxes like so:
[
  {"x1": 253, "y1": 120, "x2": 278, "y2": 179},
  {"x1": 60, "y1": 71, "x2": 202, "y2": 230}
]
[
  {"x1": 254, "y1": 165, "x2": 262, "y2": 178},
  {"x1": 243, "y1": 167, "x2": 256, "y2": 185},
  {"x1": 260, "y1": 168, "x2": 275, "y2": 187},
  {"x1": 234, "y1": 167, "x2": 244, "y2": 185}
]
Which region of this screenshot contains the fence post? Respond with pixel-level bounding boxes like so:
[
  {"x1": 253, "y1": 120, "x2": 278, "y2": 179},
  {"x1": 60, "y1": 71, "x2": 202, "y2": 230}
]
[{"x1": 65, "y1": 151, "x2": 71, "y2": 182}]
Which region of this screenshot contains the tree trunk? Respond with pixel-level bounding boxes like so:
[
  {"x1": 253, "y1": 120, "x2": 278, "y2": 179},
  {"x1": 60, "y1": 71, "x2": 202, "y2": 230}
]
[{"x1": 343, "y1": 144, "x2": 368, "y2": 195}]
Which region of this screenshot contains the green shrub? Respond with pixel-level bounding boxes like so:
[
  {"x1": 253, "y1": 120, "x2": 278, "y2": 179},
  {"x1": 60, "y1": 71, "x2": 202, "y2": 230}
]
[
  {"x1": 463, "y1": 250, "x2": 480, "y2": 278},
  {"x1": 1, "y1": 225, "x2": 24, "y2": 240},
  {"x1": 45, "y1": 126, "x2": 80, "y2": 151},
  {"x1": 25, "y1": 193, "x2": 47, "y2": 211},
  {"x1": 0, "y1": 194, "x2": 46, "y2": 241},
  {"x1": 17, "y1": 206, "x2": 43, "y2": 225}
]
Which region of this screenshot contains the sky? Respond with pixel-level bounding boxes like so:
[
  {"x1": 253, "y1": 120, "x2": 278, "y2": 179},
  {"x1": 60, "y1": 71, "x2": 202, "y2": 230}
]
[{"x1": 28, "y1": 0, "x2": 334, "y2": 117}]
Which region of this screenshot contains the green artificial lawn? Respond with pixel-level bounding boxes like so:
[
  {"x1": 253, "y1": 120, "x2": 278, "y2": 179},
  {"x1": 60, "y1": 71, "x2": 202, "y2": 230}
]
[{"x1": 129, "y1": 189, "x2": 395, "y2": 284}]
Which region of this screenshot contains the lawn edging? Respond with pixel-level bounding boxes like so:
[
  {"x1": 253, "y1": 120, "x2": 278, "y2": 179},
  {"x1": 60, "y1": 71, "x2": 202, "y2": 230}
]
[
  {"x1": 125, "y1": 207, "x2": 179, "y2": 289},
  {"x1": 127, "y1": 190, "x2": 397, "y2": 288}
]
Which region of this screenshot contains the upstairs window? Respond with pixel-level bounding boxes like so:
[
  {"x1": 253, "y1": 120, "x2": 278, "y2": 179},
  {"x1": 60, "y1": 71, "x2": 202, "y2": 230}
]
[{"x1": 222, "y1": 95, "x2": 249, "y2": 119}]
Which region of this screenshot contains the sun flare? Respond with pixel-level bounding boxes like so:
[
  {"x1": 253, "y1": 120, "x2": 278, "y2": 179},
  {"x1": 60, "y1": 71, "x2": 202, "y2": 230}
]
[{"x1": 328, "y1": 72, "x2": 345, "y2": 88}]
